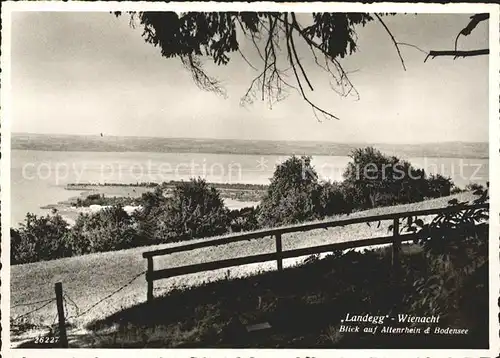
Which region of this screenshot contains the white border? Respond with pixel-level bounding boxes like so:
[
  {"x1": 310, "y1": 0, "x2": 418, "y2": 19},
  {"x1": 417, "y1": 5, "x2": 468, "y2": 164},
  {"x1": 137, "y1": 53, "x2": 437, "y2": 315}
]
[
  {"x1": 2, "y1": 2, "x2": 499, "y2": 357},
  {"x1": 1, "y1": 3, "x2": 13, "y2": 358},
  {"x1": 489, "y1": 3, "x2": 500, "y2": 358}
]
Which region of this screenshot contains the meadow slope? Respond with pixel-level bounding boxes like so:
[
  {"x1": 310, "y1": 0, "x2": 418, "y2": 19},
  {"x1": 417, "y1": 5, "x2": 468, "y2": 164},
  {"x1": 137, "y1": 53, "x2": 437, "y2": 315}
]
[{"x1": 10, "y1": 192, "x2": 477, "y2": 344}]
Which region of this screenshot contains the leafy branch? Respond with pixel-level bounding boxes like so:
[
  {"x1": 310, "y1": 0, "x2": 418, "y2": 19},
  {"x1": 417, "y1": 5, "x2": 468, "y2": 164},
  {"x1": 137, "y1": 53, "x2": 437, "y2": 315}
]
[{"x1": 115, "y1": 11, "x2": 490, "y2": 120}]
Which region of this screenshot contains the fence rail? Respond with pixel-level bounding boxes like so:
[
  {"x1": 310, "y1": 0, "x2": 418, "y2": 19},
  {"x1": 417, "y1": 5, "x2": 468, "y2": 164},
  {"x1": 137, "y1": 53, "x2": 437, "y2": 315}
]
[{"x1": 143, "y1": 203, "x2": 488, "y2": 301}]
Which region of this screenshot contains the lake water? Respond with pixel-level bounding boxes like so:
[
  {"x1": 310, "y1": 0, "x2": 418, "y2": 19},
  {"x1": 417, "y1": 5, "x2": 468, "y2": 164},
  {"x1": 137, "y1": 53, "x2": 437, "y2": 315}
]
[{"x1": 11, "y1": 150, "x2": 489, "y2": 227}]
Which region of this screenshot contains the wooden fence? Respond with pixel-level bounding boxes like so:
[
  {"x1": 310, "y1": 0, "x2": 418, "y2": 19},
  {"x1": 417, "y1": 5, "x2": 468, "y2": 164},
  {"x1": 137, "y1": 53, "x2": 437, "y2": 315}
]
[{"x1": 143, "y1": 203, "x2": 488, "y2": 301}]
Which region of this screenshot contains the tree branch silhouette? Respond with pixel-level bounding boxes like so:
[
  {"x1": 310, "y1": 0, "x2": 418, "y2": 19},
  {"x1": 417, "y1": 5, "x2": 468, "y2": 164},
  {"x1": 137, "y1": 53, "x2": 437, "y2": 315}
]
[
  {"x1": 116, "y1": 11, "x2": 376, "y2": 120},
  {"x1": 455, "y1": 13, "x2": 489, "y2": 52},
  {"x1": 426, "y1": 13, "x2": 489, "y2": 62},
  {"x1": 115, "y1": 11, "x2": 490, "y2": 120},
  {"x1": 424, "y1": 49, "x2": 490, "y2": 62},
  {"x1": 374, "y1": 13, "x2": 406, "y2": 71},
  {"x1": 284, "y1": 13, "x2": 340, "y2": 121}
]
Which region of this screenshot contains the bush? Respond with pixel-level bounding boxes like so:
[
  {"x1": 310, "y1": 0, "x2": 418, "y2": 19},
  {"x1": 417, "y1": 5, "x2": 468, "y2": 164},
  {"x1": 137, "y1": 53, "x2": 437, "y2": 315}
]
[
  {"x1": 153, "y1": 178, "x2": 230, "y2": 242},
  {"x1": 86, "y1": 193, "x2": 102, "y2": 201},
  {"x1": 401, "y1": 188, "x2": 489, "y2": 322},
  {"x1": 406, "y1": 223, "x2": 488, "y2": 331},
  {"x1": 450, "y1": 186, "x2": 464, "y2": 195},
  {"x1": 75, "y1": 194, "x2": 137, "y2": 207},
  {"x1": 138, "y1": 187, "x2": 167, "y2": 215},
  {"x1": 68, "y1": 205, "x2": 140, "y2": 255},
  {"x1": 464, "y1": 182, "x2": 485, "y2": 192},
  {"x1": 229, "y1": 207, "x2": 260, "y2": 232},
  {"x1": 258, "y1": 156, "x2": 322, "y2": 227},
  {"x1": 318, "y1": 181, "x2": 351, "y2": 217},
  {"x1": 426, "y1": 174, "x2": 453, "y2": 198},
  {"x1": 132, "y1": 187, "x2": 168, "y2": 243},
  {"x1": 11, "y1": 212, "x2": 72, "y2": 265},
  {"x1": 342, "y1": 147, "x2": 428, "y2": 208}
]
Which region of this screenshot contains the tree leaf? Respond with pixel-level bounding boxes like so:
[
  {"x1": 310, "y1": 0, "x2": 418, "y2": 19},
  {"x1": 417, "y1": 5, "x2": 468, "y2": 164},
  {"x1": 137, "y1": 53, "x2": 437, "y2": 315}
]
[
  {"x1": 407, "y1": 216, "x2": 413, "y2": 227},
  {"x1": 415, "y1": 219, "x2": 424, "y2": 228}
]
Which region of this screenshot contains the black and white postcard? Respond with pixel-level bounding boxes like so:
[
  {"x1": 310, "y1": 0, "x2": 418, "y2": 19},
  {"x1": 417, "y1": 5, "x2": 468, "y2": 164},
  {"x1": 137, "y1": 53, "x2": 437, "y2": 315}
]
[{"x1": 1, "y1": 2, "x2": 499, "y2": 357}]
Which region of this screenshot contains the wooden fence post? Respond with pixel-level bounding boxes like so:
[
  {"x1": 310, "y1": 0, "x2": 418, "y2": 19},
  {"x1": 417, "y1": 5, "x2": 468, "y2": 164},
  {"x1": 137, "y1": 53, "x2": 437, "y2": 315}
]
[
  {"x1": 54, "y1": 282, "x2": 68, "y2": 348},
  {"x1": 147, "y1": 257, "x2": 154, "y2": 302},
  {"x1": 391, "y1": 218, "x2": 401, "y2": 274},
  {"x1": 275, "y1": 234, "x2": 283, "y2": 271},
  {"x1": 391, "y1": 218, "x2": 402, "y2": 307}
]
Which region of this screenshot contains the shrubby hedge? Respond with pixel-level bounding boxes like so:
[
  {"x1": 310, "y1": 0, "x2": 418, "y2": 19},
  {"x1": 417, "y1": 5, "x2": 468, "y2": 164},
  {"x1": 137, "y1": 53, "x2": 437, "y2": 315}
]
[
  {"x1": 229, "y1": 207, "x2": 259, "y2": 233},
  {"x1": 11, "y1": 206, "x2": 142, "y2": 265},
  {"x1": 319, "y1": 181, "x2": 352, "y2": 217},
  {"x1": 11, "y1": 213, "x2": 72, "y2": 265},
  {"x1": 258, "y1": 156, "x2": 323, "y2": 227},
  {"x1": 74, "y1": 193, "x2": 138, "y2": 207},
  {"x1": 149, "y1": 179, "x2": 231, "y2": 242},
  {"x1": 342, "y1": 147, "x2": 428, "y2": 208},
  {"x1": 68, "y1": 205, "x2": 141, "y2": 255}
]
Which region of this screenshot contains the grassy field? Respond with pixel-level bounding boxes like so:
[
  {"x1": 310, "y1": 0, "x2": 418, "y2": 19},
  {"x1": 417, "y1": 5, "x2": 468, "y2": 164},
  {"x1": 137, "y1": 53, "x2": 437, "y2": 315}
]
[
  {"x1": 72, "y1": 241, "x2": 488, "y2": 349},
  {"x1": 10, "y1": 192, "x2": 478, "y2": 346}
]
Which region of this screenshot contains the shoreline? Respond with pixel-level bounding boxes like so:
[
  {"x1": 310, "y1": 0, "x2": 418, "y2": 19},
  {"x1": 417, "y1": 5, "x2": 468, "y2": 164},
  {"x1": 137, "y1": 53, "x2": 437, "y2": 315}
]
[
  {"x1": 12, "y1": 134, "x2": 489, "y2": 160},
  {"x1": 66, "y1": 181, "x2": 269, "y2": 190},
  {"x1": 35, "y1": 181, "x2": 264, "y2": 226},
  {"x1": 12, "y1": 148, "x2": 490, "y2": 161}
]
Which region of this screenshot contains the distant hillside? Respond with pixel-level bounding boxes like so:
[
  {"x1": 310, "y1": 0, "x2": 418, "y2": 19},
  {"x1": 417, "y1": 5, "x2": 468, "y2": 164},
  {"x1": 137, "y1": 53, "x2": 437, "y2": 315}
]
[{"x1": 11, "y1": 133, "x2": 488, "y2": 159}]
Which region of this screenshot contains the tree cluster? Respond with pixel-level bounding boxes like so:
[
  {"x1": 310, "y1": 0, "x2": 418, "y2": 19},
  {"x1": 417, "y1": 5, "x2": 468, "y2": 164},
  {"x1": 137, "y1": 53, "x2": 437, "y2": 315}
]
[{"x1": 12, "y1": 148, "x2": 478, "y2": 265}]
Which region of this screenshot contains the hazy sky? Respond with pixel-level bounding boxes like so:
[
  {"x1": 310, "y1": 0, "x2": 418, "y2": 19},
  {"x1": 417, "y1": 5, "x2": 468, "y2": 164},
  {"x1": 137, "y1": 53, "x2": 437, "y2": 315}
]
[{"x1": 11, "y1": 12, "x2": 489, "y2": 143}]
